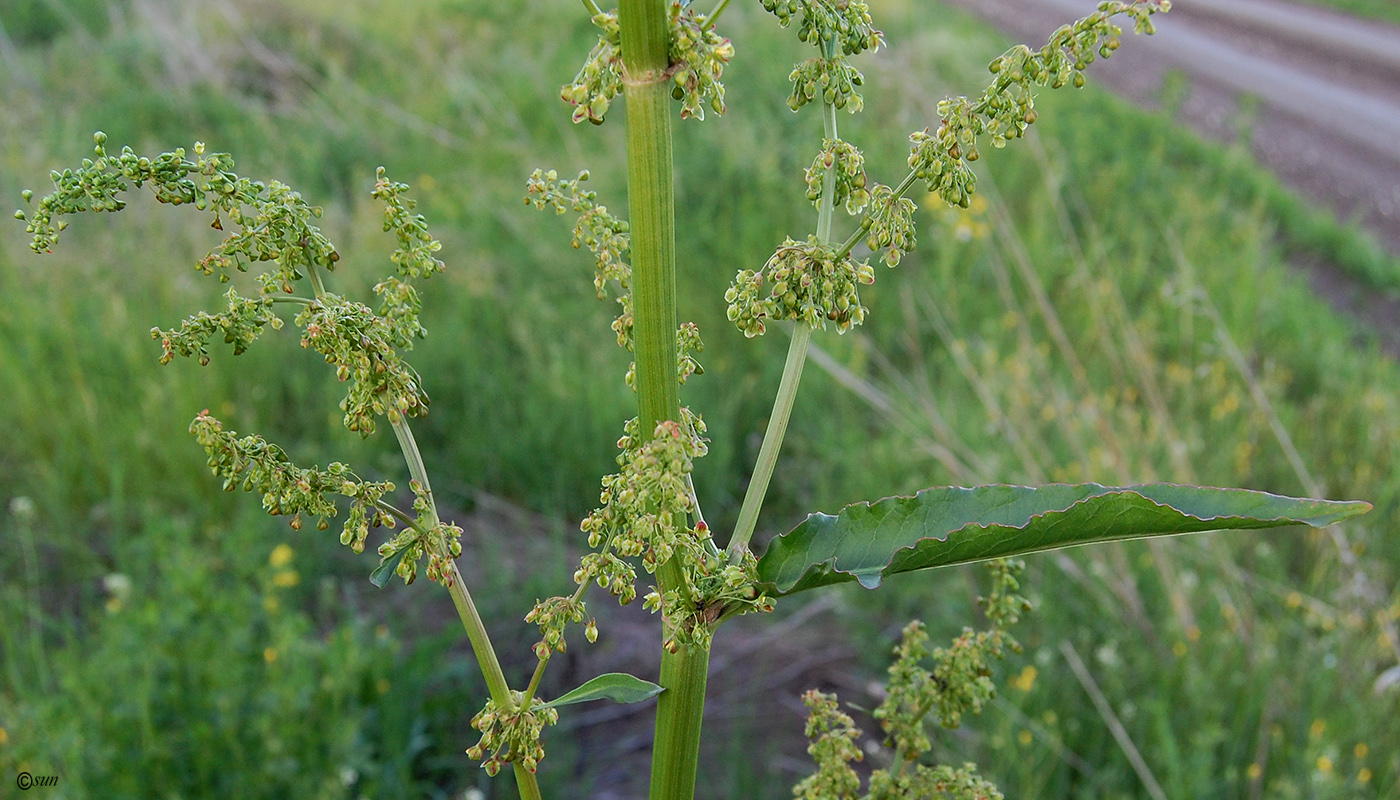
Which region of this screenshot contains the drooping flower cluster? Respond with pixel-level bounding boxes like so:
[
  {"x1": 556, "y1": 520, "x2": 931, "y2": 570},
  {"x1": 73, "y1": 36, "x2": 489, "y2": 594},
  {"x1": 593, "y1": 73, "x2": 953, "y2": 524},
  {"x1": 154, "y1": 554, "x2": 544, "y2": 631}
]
[
  {"x1": 527, "y1": 167, "x2": 705, "y2": 391},
  {"x1": 189, "y1": 411, "x2": 394, "y2": 551},
  {"x1": 908, "y1": 0, "x2": 1170, "y2": 209},
  {"x1": 805, "y1": 139, "x2": 870, "y2": 215},
  {"x1": 295, "y1": 295, "x2": 429, "y2": 435},
  {"x1": 525, "y1": 168, "x2": 630, "y2": 294},
  {"x1": 759, "y1": 0, "x2": 883, "y2": 55},
  {"x1": 862, "y1": 184, "x2": 918, "y2": 267},
  {"x1": 468, "y1": 691, "x2": 560, "y2": 776},
  {"x1": 370, "y1": 166, "x2": 445, "y2": 346},
  {"x1": 668, "y1": 1, "x2": 735, "y2": 120},
  {"x1": 153, "y1": 288, "x2": 282, "y2": 366},
  {"x1": 726, "y1": 235, "x2": 875, "y2": 337},
  {"x1": 368, "y1": 479, "x2": 464, "y2": 588},
  {"x1": 788, "y1": 56, "x2": 866, "y2": 113},
  {"x1": 17, "y1": 134, "x2": 340, "y2": 293},
  {"x1": 762, "y1": 0, "x2": 881, "y2": 114},
  {"x1": 586, "y1": 416, "x2": 708, "y2": 573}
]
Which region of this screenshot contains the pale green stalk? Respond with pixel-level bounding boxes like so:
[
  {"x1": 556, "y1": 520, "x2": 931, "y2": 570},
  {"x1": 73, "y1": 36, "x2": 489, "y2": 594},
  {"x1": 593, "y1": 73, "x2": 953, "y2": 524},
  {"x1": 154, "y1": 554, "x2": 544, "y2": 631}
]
[
  {"x1": 727, "y1": 48, "x2": 841, "y2": 560},
  {"x1": 309, "y1": 255, "x2": 539, "y2": 800},
  {"x1": 703, "y1": 0, "x2": 732, "y2": 26}
]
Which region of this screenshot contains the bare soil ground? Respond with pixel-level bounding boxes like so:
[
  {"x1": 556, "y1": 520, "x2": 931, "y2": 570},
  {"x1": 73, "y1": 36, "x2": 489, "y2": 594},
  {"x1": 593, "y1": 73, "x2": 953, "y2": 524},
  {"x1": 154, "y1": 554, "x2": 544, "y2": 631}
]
[{"x1": 938, "y1": 0, "x2": 1400, "y2": 352}]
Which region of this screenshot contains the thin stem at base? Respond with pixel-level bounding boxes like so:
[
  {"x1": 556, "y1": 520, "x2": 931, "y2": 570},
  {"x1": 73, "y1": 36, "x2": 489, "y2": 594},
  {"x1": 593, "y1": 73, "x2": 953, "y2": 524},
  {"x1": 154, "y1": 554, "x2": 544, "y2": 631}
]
[{"x1": 389, "y1": 415, "x2": 542, "y2": 800}]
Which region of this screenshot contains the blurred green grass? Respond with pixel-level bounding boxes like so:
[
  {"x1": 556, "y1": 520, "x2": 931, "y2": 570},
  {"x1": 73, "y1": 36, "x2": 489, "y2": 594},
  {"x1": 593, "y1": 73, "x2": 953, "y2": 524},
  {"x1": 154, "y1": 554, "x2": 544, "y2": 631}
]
[{"x1": 1, "y1": 0, "x2": 1398, "y2": 798}]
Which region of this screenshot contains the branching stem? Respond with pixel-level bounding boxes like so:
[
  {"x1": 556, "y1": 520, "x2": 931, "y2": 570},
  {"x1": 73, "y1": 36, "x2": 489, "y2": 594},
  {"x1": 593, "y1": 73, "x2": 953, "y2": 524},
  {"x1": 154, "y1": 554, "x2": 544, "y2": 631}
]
[
  {"x1": 702, "y1": 0, "x2": 731, "y2": 27},
  {"x1": 580, "y1": 0, "x2": 604, "y2": 19},
  {"x1": 728, "y1": 56, "x2": 839, "y2": 561}
]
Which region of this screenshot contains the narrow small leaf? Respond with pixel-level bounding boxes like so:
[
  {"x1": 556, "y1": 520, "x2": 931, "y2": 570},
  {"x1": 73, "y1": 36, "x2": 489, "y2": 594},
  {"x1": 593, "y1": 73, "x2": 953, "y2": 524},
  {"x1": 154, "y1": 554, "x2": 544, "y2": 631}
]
[
  {"x1": 757, "y1": 483, "x2": 1370, "y2": 595},
  {"x1": 540, "y1": 673, "x2": 665, "y2": 709},
  {"x1": 368, "y1": 547, "x2": 410, "y2": 588}
]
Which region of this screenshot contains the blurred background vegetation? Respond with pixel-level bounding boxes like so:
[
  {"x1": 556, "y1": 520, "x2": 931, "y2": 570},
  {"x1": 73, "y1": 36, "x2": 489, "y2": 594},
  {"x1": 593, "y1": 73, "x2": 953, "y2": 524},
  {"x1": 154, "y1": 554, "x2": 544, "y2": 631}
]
[{"x1": 1, "y1": 0, "x2": 1398, "y2": 798}]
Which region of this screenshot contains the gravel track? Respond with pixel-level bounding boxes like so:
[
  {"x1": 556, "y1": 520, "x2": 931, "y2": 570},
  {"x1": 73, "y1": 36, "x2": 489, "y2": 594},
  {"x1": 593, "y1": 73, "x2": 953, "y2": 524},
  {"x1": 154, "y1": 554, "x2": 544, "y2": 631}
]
[{"x1": 938, "y1": 0, "x2": 1400, "y2": 350}]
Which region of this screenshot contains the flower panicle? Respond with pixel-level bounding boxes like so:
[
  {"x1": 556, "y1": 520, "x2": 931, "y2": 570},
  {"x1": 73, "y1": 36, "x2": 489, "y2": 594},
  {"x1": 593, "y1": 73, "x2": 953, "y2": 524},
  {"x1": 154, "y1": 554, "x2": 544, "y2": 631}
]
[
  {"x1": 151, "y1": 288, "x2": 283, "y2": 366},
  {"x1": 908, "y1": 0, "x2": 1170, "y2": 209},
  {"x1": 19, "y1": 134, "x2": 339, "y2": 293}
]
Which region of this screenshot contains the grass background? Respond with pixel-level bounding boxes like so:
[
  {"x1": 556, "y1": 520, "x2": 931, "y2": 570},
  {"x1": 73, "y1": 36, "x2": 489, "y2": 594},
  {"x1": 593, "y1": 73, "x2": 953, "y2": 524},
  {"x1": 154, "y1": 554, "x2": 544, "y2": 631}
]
[{"x1": 1, "y1": 0, "x2": 1398, "y2": 797}]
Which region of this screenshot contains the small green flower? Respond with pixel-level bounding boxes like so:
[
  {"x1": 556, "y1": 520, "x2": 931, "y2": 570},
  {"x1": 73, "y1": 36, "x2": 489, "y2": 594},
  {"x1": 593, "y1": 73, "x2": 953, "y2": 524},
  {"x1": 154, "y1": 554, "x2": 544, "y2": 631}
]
[{"x1": 759, "y1": 0, "x2": 883, "y2": 56}]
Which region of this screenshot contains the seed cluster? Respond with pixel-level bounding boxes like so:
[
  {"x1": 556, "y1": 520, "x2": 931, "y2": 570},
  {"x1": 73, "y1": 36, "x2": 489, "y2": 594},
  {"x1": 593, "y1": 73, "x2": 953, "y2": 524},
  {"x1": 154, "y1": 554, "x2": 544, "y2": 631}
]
[
  {"x1": 805, "y1": 138, "x2": 870, "y2": 215},
  {"x1": 468, "y1": 691, "x2": 559, "y2": 776},
  {"x1": 370, "y1": 166, "x2": 444, "y2": 346},
  {"x1": 373, "y1": 481, "x2": 464, "y2": 587},
  {"x1": 863, "y1": 184, "x2": 918, "y2": 267},
  {"x1": 526, "y1": 168, "x2": 630, "y2": 296},
  {"x1": 295, "y1": 295, "x2": 429, "y2": 436},
  {"x1": 788, "y1": 56, "x2": 866, "y2": 113},
  {"x1": 794, "y1": 561, "x2": 1028, "y2": 800},
  {"x1": 908, "y1": 0, "x2": 1170, "y2": 209},
  {"x1": 758, "y1": 0, "x2": 883, "y2": 56},
  {"x1": 793, "y1": 690, "x2": 862, "y2": 800},
  {"x1": 562, "y1": 12, "x2": 623, "y2": 125},
  {"x1": 189, "y1": 411, "x2": 394, "y2": 553},
  {"x1": 725, "y1": 235, "x2": 876, "y2": 337},
  {"x1": 876, "y1": 560, "x2": 1028, "y2": 742}
]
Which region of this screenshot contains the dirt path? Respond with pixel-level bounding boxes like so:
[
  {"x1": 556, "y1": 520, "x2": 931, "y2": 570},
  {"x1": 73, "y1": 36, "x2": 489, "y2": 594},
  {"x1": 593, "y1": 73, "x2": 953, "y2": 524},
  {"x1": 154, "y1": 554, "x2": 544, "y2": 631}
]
[{"x1": 939, "y1": 0, "x2": 1400, "y2": 352}]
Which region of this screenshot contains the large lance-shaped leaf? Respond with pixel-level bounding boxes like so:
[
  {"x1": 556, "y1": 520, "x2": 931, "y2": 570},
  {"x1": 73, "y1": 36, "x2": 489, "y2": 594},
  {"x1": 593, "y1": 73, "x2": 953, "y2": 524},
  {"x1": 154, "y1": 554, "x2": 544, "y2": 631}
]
[
  {"x1": 756, "y1": 483, "x2": 1369, "y2": 595},
  {"x1": 540, "y1": 672, "x2": 665, "y2": 709}
]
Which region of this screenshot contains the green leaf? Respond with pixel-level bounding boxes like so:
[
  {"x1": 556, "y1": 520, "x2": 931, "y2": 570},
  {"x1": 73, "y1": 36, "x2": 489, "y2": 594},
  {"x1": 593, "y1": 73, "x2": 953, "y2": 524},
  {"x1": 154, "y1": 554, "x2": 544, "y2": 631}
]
[
  {"x1": 368, "y1": 547, "x2": 410, "y2": 588},
  {"x1": 757, "y1": 483, "x2": 1370, "y2": 595},
  {"x1": 540, "y1": 672, "x2": 665, "y2": 709}
]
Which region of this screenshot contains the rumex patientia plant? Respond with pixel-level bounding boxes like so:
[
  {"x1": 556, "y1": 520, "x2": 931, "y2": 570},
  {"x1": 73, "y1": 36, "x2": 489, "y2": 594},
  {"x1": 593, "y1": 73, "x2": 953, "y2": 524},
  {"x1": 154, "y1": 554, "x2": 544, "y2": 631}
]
[{"x1": 16, "y1": 1, "x2": 1371, "y2": 798}]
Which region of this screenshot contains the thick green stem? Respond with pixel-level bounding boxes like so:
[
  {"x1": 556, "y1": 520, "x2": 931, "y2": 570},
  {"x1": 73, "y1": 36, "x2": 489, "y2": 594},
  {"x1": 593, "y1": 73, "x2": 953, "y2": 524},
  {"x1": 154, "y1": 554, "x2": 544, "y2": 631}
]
[
  {"x1": 616, "y1": 1, "x2": 712, "y2": 798},
  {"x1": 649, "y1": 644, "x2": 711, "y2": 800}
]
